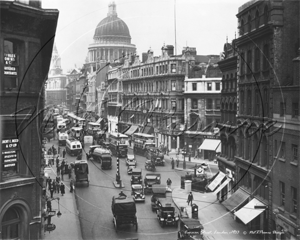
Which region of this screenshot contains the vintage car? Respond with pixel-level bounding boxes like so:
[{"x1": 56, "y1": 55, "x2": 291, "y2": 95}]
[
  {"x1": 157, "y1": 199, "x2": 179, "y2": 227},
  {"x1": 131, "y1": 184, "x2": 145, "y2": 202},
  {"x1": 130, "y1": 168, "x2": 142, "y2": 185},
  {"x1": 74, "y1": 160, "x2": 89, "y2": 186},
  {"x1": 177, "y1": 218, "x2": 204, "y2": 240},
  {"x1": 111, "y1": 195, "x2": 138, "y2": 232},
  {"x1": 126, "y1": 154, "x2": 137, "y2": 167},
  {"x1": 151, "y1": 184, "x2": 167, "y2": 212},
  {"x1": 144, "y1": 173, "x2": 161, "y2": 194}
]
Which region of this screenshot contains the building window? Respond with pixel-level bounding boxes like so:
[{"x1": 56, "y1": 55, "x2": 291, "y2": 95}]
[
  {"x1": 240, "y1": 19, "x2": 244, "y2": 35},
  {"x1": 274, "y1": 140, "x2": 277, "y2": 157},
  {"x1": 291, "y1": 187, "x2": 298, "y2": 214},
  {"x1": 216, "y1": 99, "x2": 221, "y2": 109},
  {"x1": 292, "y1": 102, "x2": 299, "y2": 117},
  {"x1": 263, "y1": 44, "x2": 269, "y2": 70},
  {"x1": 247, "y1": 90, "x2": 252, "y2": 115},
  {"x1": 247, "y1": 49, "x2": 252, "y2": 74},
  {"x1": 292, "y1": 144, "x2": 298, "y2": 162},
  {"x1": 171, "y1": 64, "x2": 176, "y2": 73},
  {"x1": 280, "y1": 102, "x2": 285, "y2": 116},
  {"x1": 1, "y1": 207, "x2": 21, "y2": 239},
  {"x1": 191, "y1": 99, "x2": 198, "y2": 109},
  {"x1": 255, "y1": 48, "x2": 260, "y2": 72},
  {"x1": 279, "y1": 181, "x2": 285, "y2": 207},
  {"x1": 264, "y1": 5, "x2": 269, "y2": 25},
  {"x1": 192, "y1": 82, "x2": 197, "y2": 91},
  {"x1": 280, "y1": 141, "x2": 285, "y2": 159},
  {"x1": 255, "y1": 90, "x2": 260, "y2": 116},
  {"x1": 247, "y1": 14, "x2": 251, "y2": 33},
  {"x1": 240, "y1": 52, "x2": 245, "y2": 75},
  {"x1": 206, "y1": 99, "x2": 212, "y2": 109},
  {"x1": 240, "y1": 90, "x2": 244, "y2": 114},
  {"x1": 171, "y1": 80, "x2": 176, "y2": 91},
  {"x1": 216, "y1": 82, "x2": 220, "y2": 90},
  {"x1": 171, "y1": 100, "x2": 177, "y2": 110},
  {"x1": 207, "y1": 83, "x2": 212, "y2": 91},
  {"x1": 255, "y1": 10, "x2": 260, "y2": 28},
  {"x1": 4, "y1": 39, "x2": 20, "y2": 90}
]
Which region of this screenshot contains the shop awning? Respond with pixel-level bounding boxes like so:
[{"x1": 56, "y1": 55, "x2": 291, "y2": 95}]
[
  {"x1": 124, "y1": 125, "x2": 139, "y2": 136},
  {"x1": 234, "y1": 198, "x2": 267, "y2": 225},
  {"x1": 207, "y1": 171, "x2": 226, "y2": 191},
  {"x1": 95, "y1": 118, "x2": 103, "y2": 124},
  {"x1": 143, "y1": 126, "x2": 154, "y2": 134},
  {"x1": 214, "y1": 178, "x2": 231, "y2": 194},
  {"x1": 222, "y1": 188, "x2": 250, "y2": 212},
  {"x1": 198, "y1": 139, "x2": 221, "y2": 152}
]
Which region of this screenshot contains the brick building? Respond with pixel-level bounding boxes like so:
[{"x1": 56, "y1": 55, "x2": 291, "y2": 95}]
[
  {"x1": 0, "y1": 0, "x2": 58, "y2": 239},
  {"x1": 219, "y1": 1, "x2": 300, "y2": 239},
  {"x1": 215, "y1": 40, "x2": 238, "y2": 201}
]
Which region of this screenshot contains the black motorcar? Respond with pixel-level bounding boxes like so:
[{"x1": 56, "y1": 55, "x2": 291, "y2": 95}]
[
  {"x1": 130, "y1": 168, "x2": 142, "y2": 185},
  {"x1": 177, "y1": 218, "x2": 204, "y2": 239},
  {"x1": 156, "y1": 199, "x2": 179, "y2": 227},
  {"x1": 144, "y1": 173, "x2": 161, "y2": 194}
]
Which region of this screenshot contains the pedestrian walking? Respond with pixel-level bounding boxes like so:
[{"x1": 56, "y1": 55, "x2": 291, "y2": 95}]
[
  {"x1": 176, "y1": 158, "x2": 179, "y2": 168},
  {"x1": 187, "y1": 192, "x2": 194, "y2": 206},
  {"x1": 56, "y1": 181, "x2": 60, "y2": 194},
  {"x1": 49, "y1": 181, "x2": 54, "y2": 198},
  {"x1": 56, "y1": 175, "x2": 60, "y2": 183},
  {"x1": 56, "y1": 164, "x2": 60, "y2": 175},
  {"x1": 53, "y1": 180, "x2": 57, "y2": 193},
  {"x1": 58, "y1": 146, "x2": 61, "y2": 156},
  {"x1": 56, "y1": 156, "x2": 59, "y2": 167},
  {"x1": 167, "y1": 178, "x2": 172, "y2": 188},
  {"x1": 62, "y1": 148, "x2": 66, "y2": 158},
  {"x1": 61, "y1": 169, "x2": 64, "y2": 181},
  {"x1": 48, "y1": 179, "x2": 52, "y2": 191},
  {"x1": 171, "y1": 158, "x2": 175, "y2": 169},
  {"x1": 46, "y1": 176, "x2": 51, "y2": 189},
  {"x1": 60, "y1": 182, "x2": 65, "y2": 196},
  {"x1": 68, "y1": 164, "x2": 72, "y2": 179},
  {"x1": 70, "y1": 179, "x2": 74, "y2": 193}
]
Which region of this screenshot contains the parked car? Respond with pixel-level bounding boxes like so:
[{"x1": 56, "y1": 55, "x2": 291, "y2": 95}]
[{"x1": 126, "y1": 154, "x2": 137, "y2": 167}]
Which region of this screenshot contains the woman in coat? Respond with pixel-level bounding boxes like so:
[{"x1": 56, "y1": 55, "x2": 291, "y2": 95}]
[{"x1": 60, "y1": 182, "x2": 65, "y2": 196}]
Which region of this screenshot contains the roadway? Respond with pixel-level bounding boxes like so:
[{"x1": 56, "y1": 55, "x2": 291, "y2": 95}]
[{"x1": 45, "y1": 140, "x2": 218, "y2": 240}]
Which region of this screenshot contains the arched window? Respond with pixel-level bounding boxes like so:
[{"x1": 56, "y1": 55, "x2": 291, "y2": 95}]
[
  {"x1": 255, "y1": 47, "x2": 261, "y2": 72},
  {"x1": 255, "y1": 89, "x2": 260, "y2": 116},
  {"x1": 240, "y1": 90, "x2": 244, "y2": 114},
  {"x1": 247, "y1": 14, "x2": 252, "y2": 32},
  {"x1": 261, "y1": 136, "x2": 268, "y2": 167},
  {"x1": 247, "y1": 89, "x2": 252, "y2": 115},
  {"x1": 264, "y1": 5, "x2": 269, "y2": 25},
  {"x1": 263, "y1": 44, "x2": 269, "y2": 70},
  {"x1": 239, "y1": 130, "x2": 244, "y2": 158},
  {"x1": 252, "y1": 134, "x2": 259, "y2": 164},
  {"x1": 247, "y1": 49, "x2": 252, "y2": 74},
  {"x1": 255, "y1": 10, "x2": 260, "y2": 28},
  {"x1": 240, "y1": 19, "x2": 244, "y2": 35},
  {"x1": 1, "y1": 207, "x2": 21, "y2": 239}
]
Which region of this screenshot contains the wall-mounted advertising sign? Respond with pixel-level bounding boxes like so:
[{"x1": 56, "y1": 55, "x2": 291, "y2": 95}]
[
  {"x1": 2, "y1": 139, "x2": 19, "y2": 170},
  {"x1": 4, "y1": 53, "x2": 18, "y2": 76}
]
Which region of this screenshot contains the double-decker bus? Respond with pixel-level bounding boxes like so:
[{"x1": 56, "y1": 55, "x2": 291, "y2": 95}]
[
  {"x1": 108, "y1": 132, "x2": 129, "y2": 158},
  {"x1": 67, "y1": 113, "x2": 86, "y2": 128},
  {"x1": 132, "y1": 133, "x2": 156, "y2": 156}
]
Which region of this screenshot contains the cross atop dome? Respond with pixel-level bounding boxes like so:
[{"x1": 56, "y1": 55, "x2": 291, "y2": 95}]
[{"x1": 108, "y1": 1, "x2": 117, "y2": 17}]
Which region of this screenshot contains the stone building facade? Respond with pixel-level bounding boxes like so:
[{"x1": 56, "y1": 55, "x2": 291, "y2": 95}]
[{"x1": 0, "y1": 1, "x2": 58, "y2": 239}]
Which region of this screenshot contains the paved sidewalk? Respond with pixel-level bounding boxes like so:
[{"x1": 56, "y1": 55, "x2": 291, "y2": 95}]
[
  {"x1": 43, "y1": 165, "x2": 82, "y2": 240},
  {"x1": 171, "y1": 187, "x2": 256, "y2": 240}
]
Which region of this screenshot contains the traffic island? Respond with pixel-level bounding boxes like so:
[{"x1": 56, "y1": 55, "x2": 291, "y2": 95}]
[{"x1": 113, "y1": 181, "x2": 124, "y2": 188}]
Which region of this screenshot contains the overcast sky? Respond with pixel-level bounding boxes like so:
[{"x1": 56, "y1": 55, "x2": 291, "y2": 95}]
[{"x1": 42, "y1": 0, "x2": 244, "y2": 72}]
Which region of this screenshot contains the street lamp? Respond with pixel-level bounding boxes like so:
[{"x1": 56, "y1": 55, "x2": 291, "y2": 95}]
[{"x1": 56, "y1": 198, "x2": 62, "y2": 218}]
